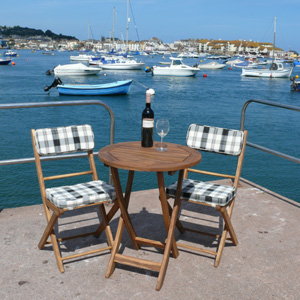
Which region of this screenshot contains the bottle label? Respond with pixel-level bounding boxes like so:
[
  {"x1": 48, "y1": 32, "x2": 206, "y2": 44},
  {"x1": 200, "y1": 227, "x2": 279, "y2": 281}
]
[{"x1": 142, "y1": 118, "x2": 154, "y2": 128}]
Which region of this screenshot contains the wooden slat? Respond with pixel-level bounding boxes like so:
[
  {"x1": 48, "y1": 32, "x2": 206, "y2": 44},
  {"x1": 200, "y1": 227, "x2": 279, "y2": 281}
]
[
  {"x1": 61, "y1": 246, "x2": 112, "y2": 261},
  {"x1": 114, "y1": 254, "x2": 161, "y2": 272},
  {"x1": 177, "y1": 243, "x2": 217, "y2": 256},
  {"x1": 44, "y1": 170, "x2": 93, "y2": 181},
  {"x1": 135, "y1": 237, "x2": 165, "y2": 249},
  {"x1": 187, "y1": 168, "x2": 235, "y2": 179}
]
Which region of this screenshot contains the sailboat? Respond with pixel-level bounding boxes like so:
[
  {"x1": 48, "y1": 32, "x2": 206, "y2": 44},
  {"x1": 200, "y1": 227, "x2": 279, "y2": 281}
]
[{"x1": 241, "y1": 17, "x2": 293, "y2": 78}]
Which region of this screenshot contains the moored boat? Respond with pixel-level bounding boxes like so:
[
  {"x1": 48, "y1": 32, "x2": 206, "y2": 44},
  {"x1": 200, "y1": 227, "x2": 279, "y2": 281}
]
[
  {"x1": 53, "y1": 63, "x2": 101, "y2": 76},
  {"x1": 196, "y1": 61, "x2": 226, "y2": 69},
  {"x1": 293, "y1": 61, "x2": 300, "y2": 67},
  {"x1": 225, "y1": 58, "x2": 244, "y2": 66},
  {"x1": 97, "y1": 58, "x2": 145, "y2": 70},
  {"x1": 241, "y1": 62, "x2": 293, "y2": 78},
  {"x1": 149, "y1": 57, "x2": 200, "y2": 77},
  {"x1": 0, "y1": 58, "x2": 12, "y2": 65},
  {"x1": 57, "y1": 80, "x2": 133, "y2": 95},
  {"x1": 70, "y1": 54, "x2": 95, "y2": 62},
  {"x1": 3, "y1": 50, "x2": 17, "y2": 57},
  {"x1": 242, "y1": 18, "x2": 293, "y2": 78},
  {"x1": 290, "y1": 77, "x2": 300, "y2": 91}
]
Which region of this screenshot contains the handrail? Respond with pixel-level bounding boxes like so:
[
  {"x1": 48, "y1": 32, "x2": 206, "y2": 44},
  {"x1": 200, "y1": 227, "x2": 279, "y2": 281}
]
[
  {"x1": 240, "y1": 99, "x2": 300, "y2": 164},
  {"x1": 0, "y1": 100, "x2": 115, "y2": 184}
]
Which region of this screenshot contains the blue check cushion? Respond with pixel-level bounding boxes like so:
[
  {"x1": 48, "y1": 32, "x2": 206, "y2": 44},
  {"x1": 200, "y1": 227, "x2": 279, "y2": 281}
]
[
  {"x1": 187, "y1": 124, "x2": 244, "y2": 156},
  {"x1": 46, "y1": 180, "x2": 116, "y2": 209},
  {"x1": 166, "y1": 179, "x2": 236, "y2": 206},
  {"x1": 35, "y1": 124, "x2": 94, "y2": 155}
]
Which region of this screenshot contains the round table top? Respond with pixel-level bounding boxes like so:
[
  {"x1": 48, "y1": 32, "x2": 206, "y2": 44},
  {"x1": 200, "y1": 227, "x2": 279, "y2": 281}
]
[{"x1": 98, "y1": 141, "x2": 202, "y2": 172}]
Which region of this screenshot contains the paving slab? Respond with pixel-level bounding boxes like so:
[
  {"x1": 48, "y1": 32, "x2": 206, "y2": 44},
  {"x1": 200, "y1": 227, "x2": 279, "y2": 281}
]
[{"x1": 0, "y1": 178, "x2": 299, "y2": 300}]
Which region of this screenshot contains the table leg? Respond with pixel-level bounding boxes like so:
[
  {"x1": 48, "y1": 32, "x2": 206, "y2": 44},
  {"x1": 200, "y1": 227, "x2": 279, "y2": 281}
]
[
  {"x1": 156, "y1": 169, "x2": 185, "y2": 291},
  {"x1": 156, "y1": 172, "x2": 179, "y2": 259},
  {"x1": 105, "y1": 169, "x2": 137, "y2": 278}
]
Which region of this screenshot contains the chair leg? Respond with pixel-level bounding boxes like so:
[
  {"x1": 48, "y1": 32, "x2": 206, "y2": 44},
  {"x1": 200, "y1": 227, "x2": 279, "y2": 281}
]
[
  {"x1": 50, "y1": 231, "x2": 65, "y2": 273},
  {"x1": 214, "y1": 205, "x2": 238, "y2": 267},
  {"x1": 94, "y1": 202, "x2": 119, "y2": 238},
  {"x1": 99, "y1": 204, "x2": 114, "y2": 247},
  {"x1": 167, "y1": 200, "x2": 185, "y2": 234},
  {"x1": 219, "y1": 206, "x2": 238, "y2": 246},
  {"x1": 38, "y1": 212, "x2": 59, "y2": 250}
]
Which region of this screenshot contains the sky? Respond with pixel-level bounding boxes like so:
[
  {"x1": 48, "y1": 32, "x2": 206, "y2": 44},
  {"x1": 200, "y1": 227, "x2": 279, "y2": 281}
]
[{"x1": 0, "y1": 0, "x2": 299, "y2": 52}]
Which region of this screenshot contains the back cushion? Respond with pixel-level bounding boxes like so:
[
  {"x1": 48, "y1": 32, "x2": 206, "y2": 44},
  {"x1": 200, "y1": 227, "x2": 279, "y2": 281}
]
[
  {"x1": 35, "y1": 124, "x2": 94, "y2": 155},
  {"x1": 186, "y1": 124, "x2": 244, "y2": 156}
]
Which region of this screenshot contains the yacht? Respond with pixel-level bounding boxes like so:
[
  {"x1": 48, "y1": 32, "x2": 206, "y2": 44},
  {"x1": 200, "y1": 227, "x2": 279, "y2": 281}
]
[
  {"x1": 53, "y1": 63, "x2": 101, "y2": 76},
  {"x1": 90, "y1": 57, "x2": 145, "y2": 70},
  {"x1": 150, "y1": 57, "x2": 200, "y2": 77},
  {"x1": 70, "y1": 54, "x2": 95, "y2": 62},
  {"x1": 197, "y1": 61, "x2": 226, "y2": 69},
  {"x1": 241, "y1": 62, "x2": 293, "y2": 78}
]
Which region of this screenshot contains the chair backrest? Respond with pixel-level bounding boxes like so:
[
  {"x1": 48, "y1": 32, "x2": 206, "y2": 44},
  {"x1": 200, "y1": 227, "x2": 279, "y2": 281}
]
[
  {"x1": 34, "y1": 124, "x2": 95, "y2": 156},
  {"x1": 31, "y1": 125, "x2": 99, "y2": 205},
  {"x1": 185, "y1": 124, "x2": 248, "y2": 189},
  {"x1": 186, "y1": 124, "x2": 244, "y2": 156}
]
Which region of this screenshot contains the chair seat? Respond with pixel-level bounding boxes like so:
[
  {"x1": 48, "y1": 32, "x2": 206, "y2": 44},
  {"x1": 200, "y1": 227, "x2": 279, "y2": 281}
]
[
  {"x1": 166, "y1": 179, "x2": 236, "y2": 206},
  {"x1": 46, "y1": 180, "x2": 117, "y2": 210}
]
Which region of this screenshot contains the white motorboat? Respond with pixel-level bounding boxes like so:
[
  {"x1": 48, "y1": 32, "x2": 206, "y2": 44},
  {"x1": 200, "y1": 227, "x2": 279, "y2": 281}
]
[
  {"x1": 53, "y1": 63, "x2": 101, "y2": 76},
  {"x1": 225, "y1": 59, "x2": 244, "y2": 66},
  {"x1": 197, "y1": 61, "x2": 226, "y2": 69},
  {"x1": 3, "y1": 50, "x2": 17, "y2": 57},
  {"x1": 70, "y1": 54, "x2": 94, "y2": 62},
  {"x1": 99, "y1": 58, "x2": 145, "y2": 70},
  {"x1": 150, "y1": 57, "x2": 200, "y2": 77},
  {"x1": 241, "y1": 62, "x2": 293, "y2": 78},
  {"x1": 177, "y1": 52, "x2": 200, "y2": 58}
]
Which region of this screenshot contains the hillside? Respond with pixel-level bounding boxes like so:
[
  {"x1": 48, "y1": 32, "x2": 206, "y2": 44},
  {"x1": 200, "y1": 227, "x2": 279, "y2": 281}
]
[{"x1": 0, "y1": 25, "x2": 77, "y2": 40}]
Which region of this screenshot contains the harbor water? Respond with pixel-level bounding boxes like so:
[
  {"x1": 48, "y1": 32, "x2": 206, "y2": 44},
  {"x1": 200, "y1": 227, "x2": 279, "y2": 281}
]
[{"x1": 0, "y1": 50, "x2": 299, "y2": 209}]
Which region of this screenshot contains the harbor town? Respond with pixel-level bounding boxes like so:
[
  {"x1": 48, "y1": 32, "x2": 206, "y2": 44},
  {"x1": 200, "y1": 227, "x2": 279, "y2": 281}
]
[{"x1": 0, "y1": 26, "x2": 298, "y2": 59}]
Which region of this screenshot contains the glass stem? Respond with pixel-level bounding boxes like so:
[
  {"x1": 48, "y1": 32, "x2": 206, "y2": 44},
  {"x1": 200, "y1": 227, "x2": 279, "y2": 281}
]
[{"x1": 161, "y1": 136, "x2": 163, "y2": 149}]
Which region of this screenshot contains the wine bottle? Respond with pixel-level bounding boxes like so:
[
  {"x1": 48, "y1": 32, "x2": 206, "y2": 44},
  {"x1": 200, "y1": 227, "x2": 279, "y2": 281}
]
[{"x1": 141, "y1": 91, "x2": 154, "y2": 147}]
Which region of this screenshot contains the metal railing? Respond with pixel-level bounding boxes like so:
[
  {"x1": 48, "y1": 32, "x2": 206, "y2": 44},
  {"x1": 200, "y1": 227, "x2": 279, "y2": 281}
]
[
  {"x1": 240, "y1": 99, "x2": 300, "y2": 164},
  {"x1": 0, "y1": 100, "x2": 115, "y2": 184}
]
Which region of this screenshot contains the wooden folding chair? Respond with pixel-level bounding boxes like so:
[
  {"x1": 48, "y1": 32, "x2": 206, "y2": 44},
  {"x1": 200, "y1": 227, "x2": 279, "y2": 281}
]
[
  {"x1": 166, "y1": 124, "x2": 247, "y2": 267},
  {"x1": 31, "y1": 124, "x2": 116, "y2": 272}
]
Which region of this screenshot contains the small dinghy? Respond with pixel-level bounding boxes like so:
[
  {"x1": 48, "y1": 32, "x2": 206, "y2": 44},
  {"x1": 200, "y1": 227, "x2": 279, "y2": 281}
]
[
  {"x1": 44, "y1": 78, "x2": 132, "y2": 95},
  {"x1": 290, "y1": 77, "x2": 300, "y2": 91}
]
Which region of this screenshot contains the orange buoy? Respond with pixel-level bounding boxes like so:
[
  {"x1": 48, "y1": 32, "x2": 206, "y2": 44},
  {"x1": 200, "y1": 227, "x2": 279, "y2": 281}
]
[
  {"x1": 228, "y1": 67, "x2": 232, "y2": 70},
  {"x1": 12, "y1": 62, "x2": 15, "y2": 65},
  {"x1": 203, "y1": 74, "x2": 207, "y2": 78}
]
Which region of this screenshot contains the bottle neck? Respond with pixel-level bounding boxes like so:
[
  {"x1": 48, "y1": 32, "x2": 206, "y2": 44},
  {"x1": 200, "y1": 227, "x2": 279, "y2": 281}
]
[{"x1": 145, "y1": 93, "x2": 151, "y2": 108}]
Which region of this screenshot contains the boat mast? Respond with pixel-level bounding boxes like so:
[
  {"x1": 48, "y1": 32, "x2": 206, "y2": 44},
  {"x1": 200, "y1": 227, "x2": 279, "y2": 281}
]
[
  {"x1": 272, "y1": 17, "x2": 276, "y2": 66},
  {"x1": 113, "y1": 7, "x2": 115, "y2": 47},
  {"x1": 88, "y1": 22, "x2": 90, "y2": 51},
  {"x1": 126, "y1": 0, "x2": 130, "y2": 50}
]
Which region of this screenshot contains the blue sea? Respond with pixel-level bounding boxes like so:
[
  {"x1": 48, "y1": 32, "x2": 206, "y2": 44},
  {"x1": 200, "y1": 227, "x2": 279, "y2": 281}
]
[{"x1": 0, "y1": 50, "x2": 299, "y2": 209}]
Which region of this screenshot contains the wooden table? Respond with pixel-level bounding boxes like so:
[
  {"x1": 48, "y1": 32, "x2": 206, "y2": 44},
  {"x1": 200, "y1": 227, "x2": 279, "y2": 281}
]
[{"x1": 98, "y1": 141, "x2": 201, "y2": 290}]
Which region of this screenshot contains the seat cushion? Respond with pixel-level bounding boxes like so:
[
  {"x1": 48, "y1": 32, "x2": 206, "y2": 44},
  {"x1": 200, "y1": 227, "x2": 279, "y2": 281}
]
[
  {"x1": 166, "y1": 179, "x2": 236, "y2": 206},
  {"x1": 46, "y1": 180, "x2": 116, "y2": 210}
]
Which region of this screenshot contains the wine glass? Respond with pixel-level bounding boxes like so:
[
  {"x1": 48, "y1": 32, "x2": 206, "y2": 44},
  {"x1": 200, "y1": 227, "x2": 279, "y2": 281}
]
[{"x1": 156, "y1": 119, "x2": 170, "y2": 152}]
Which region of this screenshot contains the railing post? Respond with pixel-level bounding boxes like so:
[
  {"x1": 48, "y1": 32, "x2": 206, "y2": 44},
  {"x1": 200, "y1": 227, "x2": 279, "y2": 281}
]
[{"x1": 240, "y1": 99, "x2": 300, "y2": 164}]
